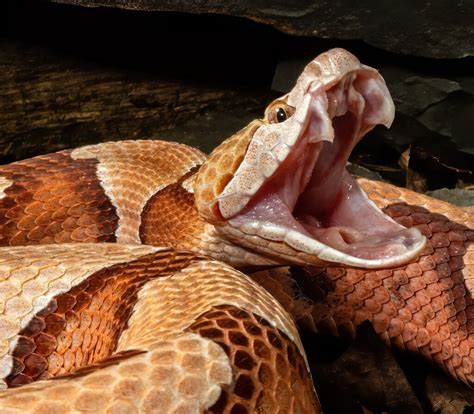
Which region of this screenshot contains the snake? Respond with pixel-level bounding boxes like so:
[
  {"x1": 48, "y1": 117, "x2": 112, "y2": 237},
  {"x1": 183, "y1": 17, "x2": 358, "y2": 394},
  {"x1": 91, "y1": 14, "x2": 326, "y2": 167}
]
[{"x1": 0, "y1": 48, "x2": 471, "y2": 413}]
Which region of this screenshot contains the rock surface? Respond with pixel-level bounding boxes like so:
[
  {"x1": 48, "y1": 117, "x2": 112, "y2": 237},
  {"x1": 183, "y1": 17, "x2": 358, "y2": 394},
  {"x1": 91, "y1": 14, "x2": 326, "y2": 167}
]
[
  {"x1": 426, "y1": 188, "x2": 474, "y2": 209},
  {"x1": 382, "y1": 68, "x2": 474, "y2": 156},
  {"x1": 48, "y1": 0, "x2": 474, "y2": 58}
]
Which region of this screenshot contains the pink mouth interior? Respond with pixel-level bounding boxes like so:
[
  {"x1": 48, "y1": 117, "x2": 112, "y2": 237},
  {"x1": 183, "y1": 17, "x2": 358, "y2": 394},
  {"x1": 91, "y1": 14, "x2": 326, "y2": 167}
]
[{"x1": 232, "y1": 73, "x2": 422, "y2": 261}]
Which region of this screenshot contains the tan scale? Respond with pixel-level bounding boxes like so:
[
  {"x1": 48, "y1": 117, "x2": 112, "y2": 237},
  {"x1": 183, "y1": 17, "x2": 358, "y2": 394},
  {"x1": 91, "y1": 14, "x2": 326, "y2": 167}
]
[
  {"x1": 72, "y1": 140, "x2": 206, "y2": 244},
  {"x1": 0, "y1": 243, "x2": 164, "y2": 389},
  {"x1": 118, "y1": 260, "x2": 302, "y2": 355},
  {"x1": 0, "y1": 177, "x2": 13, "y2": 200},
  {"x1": 194, "y1": 121, "x2": 262, "y2": 223},
  {"x1": 0, "y1": 244, "x2": 318, "y2": 413}
]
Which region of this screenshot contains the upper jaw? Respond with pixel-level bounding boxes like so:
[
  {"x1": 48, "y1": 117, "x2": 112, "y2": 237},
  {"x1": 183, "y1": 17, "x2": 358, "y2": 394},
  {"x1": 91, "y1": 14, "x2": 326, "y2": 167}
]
[{"x1": 216, "y1": 59, "x2": 396, "y2": 220}]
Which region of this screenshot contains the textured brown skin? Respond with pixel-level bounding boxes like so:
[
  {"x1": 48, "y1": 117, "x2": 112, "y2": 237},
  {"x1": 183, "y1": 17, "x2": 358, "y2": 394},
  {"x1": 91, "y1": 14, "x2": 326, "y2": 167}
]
[
  {"x1": 0, "y1": 151, "x2": 118, "y2": 245},
  {"x1": 139, "y1": 167, "x2": 206, "y2": 250},
  {"x1": 7, "y1": 252, "x2": 191, "y2": 387},
  {"x1": 0, "y1": 245, "x2": 316, "y2": 412},
  {"x1": 187, "y1": 305, "x2": 320, "y2": 413}
]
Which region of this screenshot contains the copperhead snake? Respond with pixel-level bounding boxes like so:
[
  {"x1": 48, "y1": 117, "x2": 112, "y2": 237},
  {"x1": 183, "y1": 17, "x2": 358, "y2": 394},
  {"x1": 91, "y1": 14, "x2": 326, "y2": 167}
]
[{"x1": 0, "y1": 48, "x2": 471, "y2": 413}]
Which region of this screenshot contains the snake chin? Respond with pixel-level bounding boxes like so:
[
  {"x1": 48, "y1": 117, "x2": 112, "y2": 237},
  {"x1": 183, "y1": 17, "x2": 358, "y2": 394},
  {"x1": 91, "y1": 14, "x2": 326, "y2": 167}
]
[{"x1": 223, "y1": 68, "x2": 426, "y2": 268}]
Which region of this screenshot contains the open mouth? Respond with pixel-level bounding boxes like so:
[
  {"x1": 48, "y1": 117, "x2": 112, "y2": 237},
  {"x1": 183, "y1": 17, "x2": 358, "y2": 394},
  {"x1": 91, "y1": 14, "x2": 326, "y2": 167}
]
[{"x1": 216, "y1": 67, "x2": 425, "y2": 268}]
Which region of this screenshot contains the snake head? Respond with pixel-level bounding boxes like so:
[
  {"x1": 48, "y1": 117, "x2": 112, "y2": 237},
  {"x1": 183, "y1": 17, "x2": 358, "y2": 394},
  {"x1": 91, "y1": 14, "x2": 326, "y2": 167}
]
[{"x1": 194, "y1": 48, "x2": 426, "y2": 268}]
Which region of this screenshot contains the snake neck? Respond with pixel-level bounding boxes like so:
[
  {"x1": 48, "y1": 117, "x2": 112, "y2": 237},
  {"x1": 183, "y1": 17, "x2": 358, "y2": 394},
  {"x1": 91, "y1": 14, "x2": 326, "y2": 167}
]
[{"x1": 138, "y1": 168, "x2": 279, "y2": 269}]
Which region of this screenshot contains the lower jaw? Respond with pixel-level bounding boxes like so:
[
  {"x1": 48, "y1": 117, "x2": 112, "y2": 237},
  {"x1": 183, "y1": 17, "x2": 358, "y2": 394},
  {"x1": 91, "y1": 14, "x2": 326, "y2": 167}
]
[{"x1": 230, "y1": 165, "x2": 425, "y2": 266}]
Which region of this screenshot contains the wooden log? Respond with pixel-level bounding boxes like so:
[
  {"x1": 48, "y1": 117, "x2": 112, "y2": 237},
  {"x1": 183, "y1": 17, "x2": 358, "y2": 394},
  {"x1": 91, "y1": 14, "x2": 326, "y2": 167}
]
[{"x1": 0, "y1": 41, "x2": 271, "y2": 162}]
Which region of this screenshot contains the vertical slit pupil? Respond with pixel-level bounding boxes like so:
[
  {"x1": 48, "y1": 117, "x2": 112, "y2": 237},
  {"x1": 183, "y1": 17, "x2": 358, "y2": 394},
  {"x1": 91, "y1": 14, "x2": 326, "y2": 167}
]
[{"x1": 276, "y1": 108, "x2": 287, "y2": 123}]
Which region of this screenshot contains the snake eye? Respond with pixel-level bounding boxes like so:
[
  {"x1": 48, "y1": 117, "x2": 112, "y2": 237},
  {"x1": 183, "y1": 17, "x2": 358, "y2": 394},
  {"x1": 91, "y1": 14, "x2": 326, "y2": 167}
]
[
  {"x1": 276, "y1": 108, "x2": 287, "y2": 123},
  {"x1": 265, "y1": 100, "x2": 295, "y2": 124}
]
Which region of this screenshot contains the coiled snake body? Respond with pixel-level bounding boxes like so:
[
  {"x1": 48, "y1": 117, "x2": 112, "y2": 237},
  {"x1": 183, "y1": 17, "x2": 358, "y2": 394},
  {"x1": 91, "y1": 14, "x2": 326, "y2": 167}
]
[{"x1": 0, "y1": 49, "x2": 471, "y2": 413}]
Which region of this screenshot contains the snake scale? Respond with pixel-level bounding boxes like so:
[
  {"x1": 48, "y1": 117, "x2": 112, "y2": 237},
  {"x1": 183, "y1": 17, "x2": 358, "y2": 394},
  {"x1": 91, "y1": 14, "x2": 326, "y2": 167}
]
[{"x1": 0, "y1": 48, "x2": 471, "y2": 413}]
